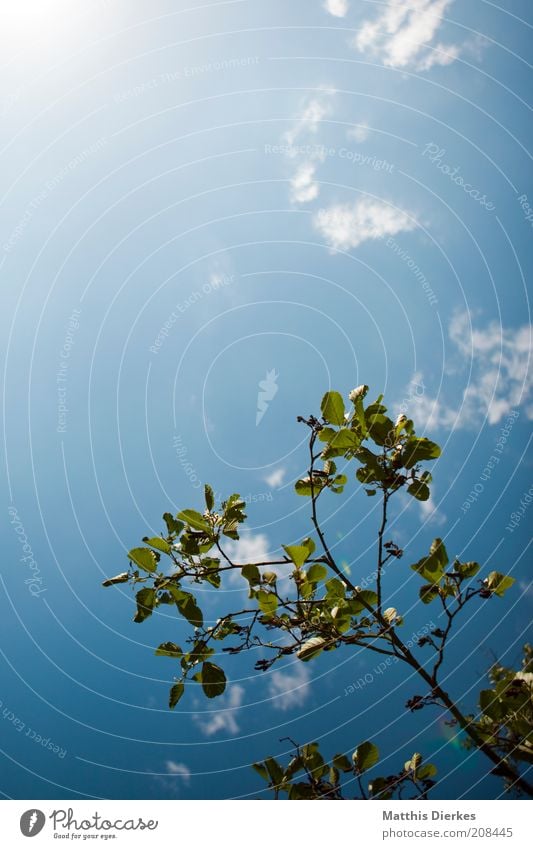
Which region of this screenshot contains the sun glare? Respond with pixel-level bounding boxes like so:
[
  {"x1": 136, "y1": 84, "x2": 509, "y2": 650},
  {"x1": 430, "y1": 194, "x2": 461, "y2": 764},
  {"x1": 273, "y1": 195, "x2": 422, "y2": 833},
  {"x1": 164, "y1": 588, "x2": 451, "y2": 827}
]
[{"x1": 0, "y1": 0, "x2": 86, "y2": 53}]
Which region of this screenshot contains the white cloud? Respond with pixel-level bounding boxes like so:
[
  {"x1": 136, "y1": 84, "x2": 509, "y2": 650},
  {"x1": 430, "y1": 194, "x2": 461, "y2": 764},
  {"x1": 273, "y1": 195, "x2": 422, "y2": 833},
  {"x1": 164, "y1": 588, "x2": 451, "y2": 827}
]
[
  {"x1": 518, "y1": 580, "x2": 533, "y2": 599},
  {"x1": 324, "y1": 0, "x2": 349, "y2": 18},
  {"x1": 264, "y1": 467, "x2": 286, "y2": 489},
  {"x1": 396, "y1": 372, "x2": 457, "y2": 433},
  {"x1": 193, "y1": 684, "x2": 244, "y2": 737},
  {"x1": 449, "y1": 312, "x2": 533, "y2": 425},
  {"x1": 224, "y1": 531, "x2": 294, "y2": 586},
  {"x1": 225, "y1": 532, "x2": 272, "y2": 566},
  {"x1": 290, "y1": 162, "x2": 320, "y2": 203},
  {"x1": 152, "y1": 760, "x2": 192, "y2": 795},
  {"x1": 354, "y1": 0, "x2": 467, "y2": 71},
  {"x1": 416, "y1": 41, "x2": 459, "y2": 70},
  {"x1": 397, "y1": 313, "x2": 533, "y2": 431},
  {"x1": 283, "y1": 89, "x2": 334, "y2": 204},
  {"x1": 284, "y1": 91, "x2": 333, "y2": 148},
  {"x1": 165, "y1": 761, "x2": 191, "y2": 783},
  {"x1": 348, "y1": 123, "x2": 370, "y2": 143},
  {"x1": 224, "y1": 530, "x2": 297, "y2": 587},
  {"x1": 267, "y1": 663, "x2": 311, "y2": 711},
  {"x1": 314, "y1": 198, "x2": 416, "y2": 252},
  {"x1": 418, "y1": 489, "x2": 446, "y2": 525}
]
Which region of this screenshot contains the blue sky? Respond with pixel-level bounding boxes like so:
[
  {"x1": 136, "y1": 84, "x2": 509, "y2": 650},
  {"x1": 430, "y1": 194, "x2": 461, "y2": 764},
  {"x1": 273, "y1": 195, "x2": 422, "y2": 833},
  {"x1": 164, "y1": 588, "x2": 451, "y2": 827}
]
[{"x1": 0, "y1": 0, "x2": 531, "y2": 801}]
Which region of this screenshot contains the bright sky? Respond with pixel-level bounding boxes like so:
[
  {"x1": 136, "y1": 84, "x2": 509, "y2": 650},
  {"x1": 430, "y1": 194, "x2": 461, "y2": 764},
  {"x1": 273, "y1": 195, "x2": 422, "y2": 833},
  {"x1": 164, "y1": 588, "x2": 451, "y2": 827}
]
[{"x1": 1, "y1": 0, "x2": 531, "y2": 801}]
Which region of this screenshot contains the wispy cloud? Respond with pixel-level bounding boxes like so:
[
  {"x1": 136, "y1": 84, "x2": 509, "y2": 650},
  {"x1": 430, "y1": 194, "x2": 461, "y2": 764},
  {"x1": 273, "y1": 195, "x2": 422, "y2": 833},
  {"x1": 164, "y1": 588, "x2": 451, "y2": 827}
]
[
  {"x1": 283, "y1": 89, "x2": 334, "y2": 205},
  {"x1": 449, "y1": 312, "x2": 532, "y2": 424},
  {"x1": 397, "y1": 372, "x2": 457, "y2": 433},
  {"x1": 267, "y1": 664, "x2": 311, "y2": 711},
  {"x1": 418, "y1": 489, "x2": 446, "y2": 525},
  {"x1": 314, "y1": 198, "x2": 416, "y2": 252},
  {"x1": 225, "y1": 531, "x2": 295, "y2": 586},
  {"x1": 354, "y1": 0, "x2": 473, "y2": 71},
  {"x1": 324, "y1": 0, "x2": 349, "y2": 18},
  {"x1": 152, "y1": 760, "x2": 192, "y2": 796},
  {"x1": 222, "y1": 531, "x2": 281, "y2": 592},
  {"x1": 290, "y1": 162, "x2": 320, "y2": 203},
  {"x1": 518, "y1": 580, "x2": 533, "y2": 600},
  {"x1": 397, "y1": 313, "x2": 533, "y2": 430},
  {"x1": 284, "y1": 90, "x2": 333, "y2": 148},
  {"x1": 164, "y1": 761, "x2": 191, "y2": 783},
  {"x1": 264, "y1": 467, "x2": 286, "y2": 489},
  {"x1": 348, "y1": 123, "x2": 370, "y2": 143},
  {"x1": 193, "y1": 685, "x2": 244, "y2": 737},
  {"x1": 225, "y1": 532, "x2": 272, "y2": 566}
]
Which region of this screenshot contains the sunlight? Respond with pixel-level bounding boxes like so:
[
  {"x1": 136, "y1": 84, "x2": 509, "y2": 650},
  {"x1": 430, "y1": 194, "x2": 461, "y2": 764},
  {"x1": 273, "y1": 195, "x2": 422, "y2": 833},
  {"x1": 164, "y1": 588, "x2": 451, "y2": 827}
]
[{"x1": 0, "y1": 0, "x2": 86, "y2": 53}]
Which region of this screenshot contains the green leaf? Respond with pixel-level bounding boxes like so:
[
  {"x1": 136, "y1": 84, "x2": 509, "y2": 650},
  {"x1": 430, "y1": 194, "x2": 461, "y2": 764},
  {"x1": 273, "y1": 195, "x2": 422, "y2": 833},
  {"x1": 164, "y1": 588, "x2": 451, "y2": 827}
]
[
  {"x1": 430, "y1": 538, "x2": 449, "y2": 569},
  {"x1": 143, "y1": 536, "x2": 171, "y2": 555},
  {"x1": 366, "y1": 413, "x2": 395, "y2": 447},
  {"x1": 353, "y1": 396, "x2": 367, "y2": 434},
  {"x1": 288, "y1": 782, "x2": 316, "y2": 800},
  {"x1": 319, "y1": 428, "x2": 360, "y2": 452},
  {"x1": 407, "y1": 481, "x2": 430, "y2": 502},
  {"x1": 299, "y1": 579, "x2": 315, "y2": 600},
  {"x1": 252, "y1": 762, "x2": 269, "y2": 781},
  {"x1": 330, "y1": 603, "x2": 352, "y2": 633},
  {"x1": 204, "y1": 484, "x2": 215, "y2": 511},
  {"x1": 283, "y1": 756, "x2": 304, "y2": 782},
  {"x1": 133, "y1": 588, "x2": 156, "y2": 623},
  {"x1": 102, "y1": 572, "x2": 130, "y2": 587},
  {"x1": 241, "y1": 564, "x2": 261, "y2": 586},
  {"x1": 321, "y1": 391, "x2": 346, "y2": 425},
  {"x1": 456, "y1": 561, "x2": 480, "y2": 579},
  {"x1": 301, "y1": 743, "x2": 327, "y2": 779},
  {"x1": 262, "y1": 571, "x2": 278, "y2": 585},
  {"x1": 177, "y1": 509, "x2": 211, "y2": 532},
  {"x1": 221, "y1": 494, "x2": 247, "y2": 538},
  {"x1": 417, "y1": 763, "x2": 437, "y2": 780},
  {"x1": 307, "y1": 563, "x2": 328, "y2": 584},
  {"x1": 188, "y1": 640, "x2": 215, "y2": 663},
  {"x1": 404, "y1": 752, "x2": 423, "y2": 776},
  {"x1": 163, "y1": 513, "x2": 185, "y2": 536},
  {"x1": 169, "y1": 587, "x2": 203, "y2": 627},
  {"x1": 282, "y1": 537, "x2": 316, "y2": 569},
  {"x1": 355, "y1": 447, "x2": 385, "y2": 478},
  {"x1": 485, "y1": 572, "x2": 515, "y2": 598},
  {"x1": 332, "y1": 753, "x2": 352, "y2": 773},
  {"x1": 402, "y1": 437, "x2": 441, "y2": 469},
  {"x1": 264, "y1": 757, "x2": 284, "y2": 787},
  {"x1": 349, "y1": 590, "x2": 378, "y2": 614},
  {"x1": 169, "y1": 682, "x2": 184, "y2": 709},
  {"x1": 128, "y1": 547, "x2": 158, "y2": 573},
  {"x1": 155, "y1": 642, "x2": 183, "y2": 658},
  {"x1": 352, "y1": 741, "x2": 379, "y2": 773},
  {"x1": 297, "y1": 636, "x2": 326, "y2": 661},
  {"x1": 295, "y1": 478, "x2": 313, "y2": 496},
  {"x1": 356, "y1": 465, "x2": 386, "y2": 484},
  {"x1": 295, "y1": 475, "x2": 329, "y2": 496},
  {"x1": 257, "y1": 590, "x2": 278, "y2": 616},
  {"x1": 368, "y1": 776, "x2": 392, "y2": 799},
  {"x1": 201, "y1": 662, "x2": 226, "y2": 698},
  {"x1": 204, "y1": 568, "x2": 221, "y2": 588},
  {"x1": 325, "y1": 577, "x2": 345, "y2": 599},
  {"x1": 479, "y1": 688, "x2": 504, "y2": 721},
  {"x1": 419, "y1": 584, "x2": 439, "y2": 604},
  {"x1": 411, "y1": 541, "x2": 448, "y2": 585}
]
